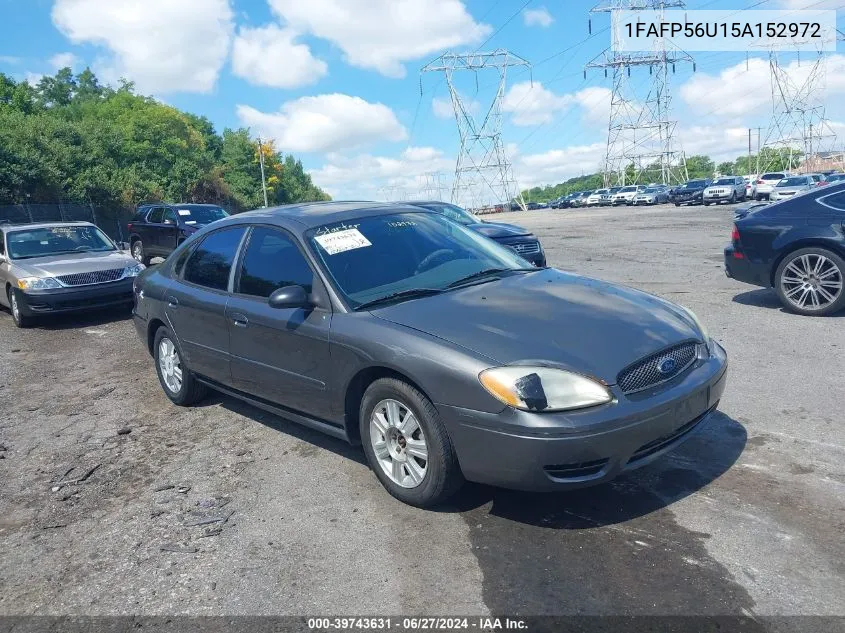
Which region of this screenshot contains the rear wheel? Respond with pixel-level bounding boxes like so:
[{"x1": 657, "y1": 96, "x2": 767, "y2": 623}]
[
  {"x1": 7, "y1": 288, "x2": 32, "y2": 328},
  {"x1": 153, "y1": 327, "x2": 208, "y2": 405},
  {"x1": 775, "y1": 247, "x2": 845, "y2": 316},
  {"x1": 360, "y1": 378, "x2": 463, "y2": 507}
]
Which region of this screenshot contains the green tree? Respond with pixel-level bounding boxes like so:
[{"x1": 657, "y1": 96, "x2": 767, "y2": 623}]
[
  {"x1": 716, "y1": 161, "x2": 735, "y2": 176},
  {"x1": 685, "y1": 155, "x2": 715, "y2": 180}
]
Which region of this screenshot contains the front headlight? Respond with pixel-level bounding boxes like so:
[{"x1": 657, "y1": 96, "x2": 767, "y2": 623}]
[
  {"x1": 17, "y1": 277, "x2": 62, "y2": 290},
  {"x1": 479, "y1": 367, "x2": 613, "y2": 412},
  {"x1": 678, "y1": 304, "x2": 713, "y2": 358},
  {"x1": 123, "y1": 263, "x2": 145, "y2": 278}
]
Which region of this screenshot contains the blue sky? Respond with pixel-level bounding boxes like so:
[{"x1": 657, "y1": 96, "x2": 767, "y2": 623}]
[{"x1": 1, "y1": 0, "x2": 843, "y2": 200}]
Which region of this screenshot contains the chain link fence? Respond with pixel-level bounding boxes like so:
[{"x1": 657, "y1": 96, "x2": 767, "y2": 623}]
[{"x1": 0, "y1": 203, "x2": 134, "y2": 246}]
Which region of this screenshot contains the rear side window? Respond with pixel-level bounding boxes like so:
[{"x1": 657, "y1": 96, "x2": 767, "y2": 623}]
[
  {"x1": 183, "y1": 227, "x2": 247, "y2": 291},
  {"x1": 818, "y1": 192, "x2": 845, "y2": 211},
  {"x1": 148, "y1": 207, "x2": 164, "y2": 223},
  {"x1": 236, "y1": 227, "x2": 314, "y2": 298}
]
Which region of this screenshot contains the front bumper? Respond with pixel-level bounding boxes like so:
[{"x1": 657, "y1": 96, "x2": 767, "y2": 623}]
[
  {"x1": 17, "y1": 278, "x2": 135, "y2": 316},
  {"x1": 703, "y1": 192, "x2": 733, "y2": 202},
  {"x1": 439, "y1": 342, "x2": 728, "y2": 491},
  {"x1": 670, "y1": 194, "x2": 701, "y2": 205}
]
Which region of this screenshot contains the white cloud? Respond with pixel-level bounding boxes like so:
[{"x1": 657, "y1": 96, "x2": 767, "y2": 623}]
[
  {"x1": 49, "y1": 52, "x2": 79, "y2": 70},
  {"x1": 515, "y1": 143, "x2": 606, "y2": 189},
  {"x1": 309, "y1": 146, "x2": 453, "y2": 199},
  {"x1": 503, "y1": 81, "x2": 572, "y2": 126},
  {"x1": 236, "y1": 94, "x2": 407, "y2": 153},
  {"x1": 503, "y1": 82, "x2": 612, "y2": 127},
  {"x1": 24, "y1": 72, "x2": 43, "y2": 87},
  {"x1": 232, "y1": 24, "x2": 326, "y2": 88},
  {"x1": 0, "y1": 56, "x2": 22, "y2": 66},
  {"x1": 680, "y1": 55, "x2": 845, "y2": 120},
  {"x1": 678, "y1": 125, "x2": 752, "y2": 163},
  {"x1": 267, "y1": 0, "x2": 490, "y2": 78},
  {"x1": 51, "y1": 0, "x2": 234, "y2": 94},
  {"x1": 523, "y1": 7, "x2": 553, "y2": 28},
  {"x1": 432, "y1": 97, "x2": 454, "y2": 119}
]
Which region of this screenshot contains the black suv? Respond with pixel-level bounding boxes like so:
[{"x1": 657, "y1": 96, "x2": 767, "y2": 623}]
[{"x1": 128, "y1": 203, "x2": 228, "y2": 264}]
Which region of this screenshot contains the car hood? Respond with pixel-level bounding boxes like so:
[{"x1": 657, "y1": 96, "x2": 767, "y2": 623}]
[
  {"x1": 466, "y1": 222, "x2": 531, "y2": 239},
  {"x1": 372, "y1": 269, "x2": 701, "y2": 384},
  {"x1": 12, "y1": 250, "x2": 137, "y2": 277}
]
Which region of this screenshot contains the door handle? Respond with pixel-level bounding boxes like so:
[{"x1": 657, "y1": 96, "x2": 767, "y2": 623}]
[
  {"x1": 166, "y1": 295, "x2": 179, "y2": 308},
  {"x1": 231, "y1": 313, "x2": 249, "y2": 327}
]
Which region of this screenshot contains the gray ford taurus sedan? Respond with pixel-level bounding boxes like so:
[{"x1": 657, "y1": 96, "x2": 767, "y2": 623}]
[{"x1": 132, "y1": 202, "x2": 728, "y2": 507}]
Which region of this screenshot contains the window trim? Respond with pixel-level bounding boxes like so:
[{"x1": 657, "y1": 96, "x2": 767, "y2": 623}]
[
  {"x1": 231, "y1": 224, "x2": 320, "y2": 302},
  {"x1": 815, "y1": 188, "x2": 845, "y2": 212},
  {"x1": 179, "y1": 225, "x2": 249, "y2": 294}
]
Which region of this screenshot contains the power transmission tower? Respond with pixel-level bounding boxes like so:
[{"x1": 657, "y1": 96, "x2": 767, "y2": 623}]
[
  {"x1": 758, "y1": 48, "x2": 838, "y2": 174},
  {"x1": 419, "y1": 171, "x2": 447, "y2": 200},
  {"x1": 421, "y1": 50, "x2": 530, "y2": 211},
  {"x1": 586, "y1": 1, "x2": 692, "y2": 187}
]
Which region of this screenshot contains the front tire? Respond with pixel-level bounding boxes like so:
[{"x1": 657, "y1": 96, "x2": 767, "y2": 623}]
[
  {"x1": 7, "y1": 288, "x2": 33, "y2": 328},
  {"x1": 153, "y1": 327, "x2": 208, "y2": 405},
  {"x1": 360, "y1": 378, "x2": 463, "y2": 507},
  {"x1": 131, "y1": 239, "x2": 152, "y2": 266},
  {"x1": 775, "y1": 248, "x2": 845, "y2": 316}
]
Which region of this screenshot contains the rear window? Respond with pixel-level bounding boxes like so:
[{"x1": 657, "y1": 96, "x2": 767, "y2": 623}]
[{"x1": 762, "y1": 173, "x2": 786, "y2": 181}]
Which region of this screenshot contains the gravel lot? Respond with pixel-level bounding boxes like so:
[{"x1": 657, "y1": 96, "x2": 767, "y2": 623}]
[{"x1": 0, "y1": 203, "x2": 843, "y2": 618}]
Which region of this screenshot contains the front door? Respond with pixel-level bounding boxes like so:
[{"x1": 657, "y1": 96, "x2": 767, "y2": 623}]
[
  {"x1": 226, "y1": 226, "x2": 333, "y2": 419},
  {"x1": 165, "y1": 226, "x2": 248, "y2": 384},
  {"x1": 156, "y1": 207, "x2": 179, "y2": 255}
]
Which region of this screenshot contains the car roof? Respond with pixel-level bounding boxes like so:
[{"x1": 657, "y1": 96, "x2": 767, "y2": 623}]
[
  {"x1": 1, "y1": 221, "x2": 96, "y2": 233},
  {"x1": 218, "y1": 201, "x2": 433, "y2": 231}
]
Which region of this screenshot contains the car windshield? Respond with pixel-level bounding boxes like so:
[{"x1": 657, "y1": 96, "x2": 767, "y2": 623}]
[
  {"x1": 176, "y1": 206, "x2": 228, "y2": 225},
  {"x1": 6, "y1": 225, "x2": 116, "y2": 259},
  {"x1": 778, "y1": 177, "x2": 807, "y2": 187},
  {"x1": 416, "y1": 202, "x2": 480, "y2": 226},
  {"x1": 307, "y1": 212, "x2": 534, "y2": 309},
  {"x1": 713, "y1": 178, "x2": 734, "y2": 185},
  {"x1": 685, "y1": 180, "x2": 708, "y2": 188},
  {"x1": 643, "y1": 187, "x2": 659, "y2": 193},
  {"x1": 620, "y1": 186, "x2": 637, "y2": 193}
]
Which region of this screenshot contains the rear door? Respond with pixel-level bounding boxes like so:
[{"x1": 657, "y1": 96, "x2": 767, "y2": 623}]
[
  {"x1": 165, "y1": 226, "x2": 248, "y2": 384},
  {"x1": 227, "y1": 226, "x2": 333, "y2": 419}
]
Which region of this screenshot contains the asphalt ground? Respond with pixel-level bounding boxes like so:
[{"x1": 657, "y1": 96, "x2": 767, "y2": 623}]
[{"x1": 0, "y1": 202, "x2": 842, "y2": 622}]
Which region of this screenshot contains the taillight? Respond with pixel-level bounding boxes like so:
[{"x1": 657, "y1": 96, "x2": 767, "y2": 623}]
[
  {"x1": 756, "y1": 179, "x2": 764, "y2": 184},
  {"x1": 127, "y1": 223, "x2": 133, "y2": 230},
  {"x1": 731, "y1": 225, "x2": 740, "y2": 242},
  {"x1": 731, "y1": 224, "x2": 745, "y2": 258}
]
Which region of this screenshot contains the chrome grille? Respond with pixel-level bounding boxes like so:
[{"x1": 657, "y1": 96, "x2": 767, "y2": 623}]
[
  {"x1": 509, "y1": 241, "x2": 541, "y2": 256},
  {"x1": 617, "y1": 342, "x2": 697, "y2": 394},
  {"x1": 56, "y1": 268, "x2": 125, "y2": 287}
]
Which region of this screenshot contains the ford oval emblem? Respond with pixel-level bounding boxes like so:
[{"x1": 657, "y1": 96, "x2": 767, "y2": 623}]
[{"x1": 657, "y1": 357, "x2": 677, "y2": 375}]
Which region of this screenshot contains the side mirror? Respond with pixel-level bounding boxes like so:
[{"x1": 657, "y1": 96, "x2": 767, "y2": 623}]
[
  {"x1": 164, "y1": 219, "x2": 175, "y2": 225},
  {"x1": 268, "y1": 285, "x2": 310, "y2": 309}
]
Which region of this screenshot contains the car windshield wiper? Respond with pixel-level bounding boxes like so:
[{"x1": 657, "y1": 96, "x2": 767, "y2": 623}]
[
  {"x1": 446, "y1": 267, "x2": 533, "y2": 289},
  {"x1": 355, "y1": 287, "x2": 444, "y2": 311}
]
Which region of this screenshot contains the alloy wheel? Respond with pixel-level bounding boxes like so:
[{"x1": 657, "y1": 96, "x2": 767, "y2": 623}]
[
  {"x1": 132, "y1": 242, "x2": 143, "y2": 263},
  {"x1": 780, "y1": 253, "x2": 843, "y2": 312},
  {"x1": 158, "y1": 337, "x2": 183, "y2": 394},
  {"x1": 369, "y1": 398, "x2": 428, "y2": 488},
  {"x1": 9, "y1": 291, "x2": 19, "y2": 322}
]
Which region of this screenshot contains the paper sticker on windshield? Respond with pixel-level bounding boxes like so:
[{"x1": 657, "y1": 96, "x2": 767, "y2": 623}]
[
  {"x1": 314, "y1": 228, "x2": 371, "y2": 255},
  {"x1": 177, "y1": 209, "x2": 191, "y2": 216}
]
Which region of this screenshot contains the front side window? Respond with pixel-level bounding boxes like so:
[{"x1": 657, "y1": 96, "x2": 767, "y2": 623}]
[
  {"x1": 236, "y1": 228, "x2": 314, "y2": 298},
  {"x1": 307, "y1": 212, "x2": 533, "y2": 309},
  {"x1": 148, "y1": 208, "x2": 165, "y2": 223},
  {"x1": 6, "y1": 225, "x2": 116, "y2": 260},
  {"x1": 183, "y1": 227, "x2": 247, "y2": 291},
  {"x1": 162, "y1": 208, "x2": 177, "y2": 224}
]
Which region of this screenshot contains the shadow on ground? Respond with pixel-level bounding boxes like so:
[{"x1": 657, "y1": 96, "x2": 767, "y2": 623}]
[{"x1": 733, "y1": 288, "x2": 845, "y2": 317}]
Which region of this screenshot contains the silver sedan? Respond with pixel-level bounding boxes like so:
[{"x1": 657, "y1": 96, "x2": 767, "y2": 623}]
[{"x1": 770, "y1": 175, "x2": 816, "y2": 201}]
